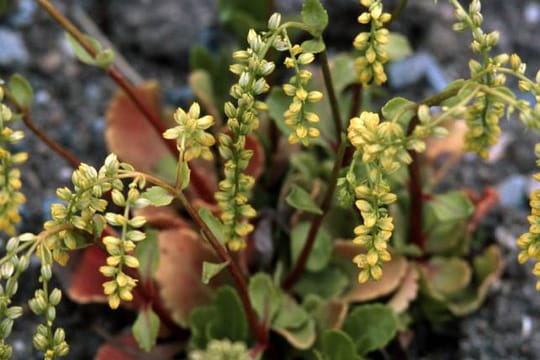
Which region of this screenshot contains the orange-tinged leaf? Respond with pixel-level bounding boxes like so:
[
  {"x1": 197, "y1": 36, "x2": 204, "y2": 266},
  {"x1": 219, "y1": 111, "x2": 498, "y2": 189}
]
[
  {"x1": 95, "y1": 335, "x2": 181, "y2": 360},
  {"x1": 425, "y1": 119, "x2": 467, "y2": 163},
  {"x1": 343, "y1": 256, "x2": 408, "y2": 303},
  {"x1": 334, "y1": 240, "x2": 407, "y2": 303},
  {"x1": 67, "y1": 246, "x2": 108, "y2": 304},
  {"x1": 133, "y1": 206, "x2": 190, "y2": 230},
  {"x1": 154, "y1": 227, "x2": 225, "y2": 327},
  {"x1": 388, "y1": 265, "x2": 419, "y2": 313},
  {"x1": 66, "y1": 245, "x2": 144, "y2": 308},
  {"x1": 105, "y1": 81, "x2": 169, "y2": 172}
]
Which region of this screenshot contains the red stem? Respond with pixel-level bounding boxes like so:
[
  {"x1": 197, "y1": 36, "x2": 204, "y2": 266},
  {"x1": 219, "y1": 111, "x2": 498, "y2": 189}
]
[
  {"x1": 35, "y1": 0, "x2": 214, "y2": 203},
  {"x1": 282, "y1": 141, "x2": 347, "y2": 290}
]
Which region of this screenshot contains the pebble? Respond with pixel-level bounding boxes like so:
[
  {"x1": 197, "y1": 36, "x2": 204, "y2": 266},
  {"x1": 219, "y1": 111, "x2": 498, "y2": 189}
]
[
  {"x1": 0, "y1": 27, "x2": 29, "y2": 67},
  {"x1": 496, "y1": 174, "x2": 528, "y2": 210},
  {"x1": 524, "y1": 2, "x2": 540, "y2": 25},
  {"x1": 388, "y1": 52, "x2": 449, "y2": 93},
  {"x1": 6, "y1": 0, "x2": 37, "y2": 27}
]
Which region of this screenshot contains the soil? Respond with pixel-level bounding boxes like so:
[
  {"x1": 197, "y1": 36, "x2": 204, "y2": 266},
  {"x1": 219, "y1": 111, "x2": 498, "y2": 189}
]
[{"x1": 2, "y1": 0, "x2": 540, "y2": 359}]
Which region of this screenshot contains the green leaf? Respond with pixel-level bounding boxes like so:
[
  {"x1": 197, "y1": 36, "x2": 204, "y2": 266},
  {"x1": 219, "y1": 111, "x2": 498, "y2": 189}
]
[
  {"x1": 423, "y1": 257, "x2": 472, "y2": 297},
  {"x1": 198, "y1": 208, "x2": 225, "y2": 244},
  {"x1": 286, "y1": 184, "x2": 323, "y2": 215},
  {"x1": 381, "y1": 97, "x2": 416, "y2": 127},
  {"x1": 153, "y1": 156, "x2": 177, "y2": 184},
  {"x1": 95, "y1": 48, "x2": 115, "y2": 69},
  {"x1": 301, "y1": 38, "x2": 326, "y2": 54},
  {"x1": 190, "y1": 46, "x2": 216, "y2": 73},
  {"x1": 291, "y1": 222, "x2": 332, "y2": 272},
  {"x1": 303, "y1": 295, "x2": 349, "y2": 331},
  {"x1": 189, "y1": 306, "x2": 218, "y2": 349},
  {"x1": 189, "y1": 70, "x2": 219, "y2": 122},
  {"x1": 426, "y1": 191, "x2": 474, "y2": 223},
  {"x1": 267, "y1": 87, "x2": 292, "y2": 136},
  {"x1": 65, "y1": 33, "x2": 101, "y2": 66},
  {"x1": 202, "y1": 261, "x2": 229, "y2": 285},
  {"x1": 8, "y1": 74, "x2": 34, "y2": 109},
  {"x1": 248, "y1": 273, "x2": 282, "y2": 323},
  {"x1": 331, "y1": 54, "x2": 356, "y2": 95},
  {"x1": 274, "y1": 318, "x2": 316, "y2": 350},
  {"x1": 321, "y1": 329, "x2": 362, "y2": 360},
  {"x1": 382, "y1": 33, "x2": 413, "y2": 62},
  {"x1": 135, "y1": 228, "x2": 159, "y2": 282},
  {"x1": 217, "y1": 0, "x2": 266, "y2": 40},
  {"x1": 208, "y1": 286, "x2": 248, "y2": 342},
  {"x1": 132, "y1": 306, "x2": 160, "y2": 352},
  {"x1": 343, "y1": 304, "x2": 398, "y2": 355},
  {"x1": 293, "y1": 265, "x2": 350, "y2": 299},
  {"x1": 301, "y1": 0, "x2": 329, "y2": 36},
  {"x1": 178, "y1": 161, "x2": 191, "y2": 191},
  {"x1": 273, "y1": 296, "x2": 310, "y2": 330},
  {"x1": 142, "y1": 186, "x2": 174, "y2": 207}
]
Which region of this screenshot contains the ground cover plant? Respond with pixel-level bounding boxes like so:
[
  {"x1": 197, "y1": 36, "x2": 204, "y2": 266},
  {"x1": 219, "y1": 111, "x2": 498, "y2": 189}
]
[{"x1": 0, "y1": 0, "x2": 539, "y2": 358}]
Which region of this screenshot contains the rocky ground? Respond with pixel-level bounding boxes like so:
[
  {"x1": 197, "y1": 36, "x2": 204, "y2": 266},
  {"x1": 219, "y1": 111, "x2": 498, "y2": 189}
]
[{"x1": 2, "y1": 0, "x2": 540, "y2": 358}]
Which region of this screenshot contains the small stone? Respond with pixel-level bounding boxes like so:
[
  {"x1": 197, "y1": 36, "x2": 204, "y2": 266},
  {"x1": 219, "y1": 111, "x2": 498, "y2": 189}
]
[
  {"x1": 524, "y1": 2, "x2": 540, "y2": 25},
  {"x1": 0, "y1": 27, "x2": 29, "y2": 67},
  {"x1": 496, "y1": 174, "x2": 528, "y2": 209},
  {"x1": 6, "y1": 0, "x2": 37, "y2": 27}
]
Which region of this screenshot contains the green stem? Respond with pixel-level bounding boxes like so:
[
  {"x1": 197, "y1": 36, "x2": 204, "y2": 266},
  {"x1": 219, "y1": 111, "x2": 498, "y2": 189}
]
[{"x1": 319, "y1": 49, "x2": 343, "y2": 142}]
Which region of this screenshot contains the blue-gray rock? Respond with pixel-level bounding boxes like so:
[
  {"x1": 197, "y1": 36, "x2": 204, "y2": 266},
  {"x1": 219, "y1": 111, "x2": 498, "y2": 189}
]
[
  {"x1": 496, "y1": 174, "x2": 528, "y2": 210},
  {"x1": 0, "y1": 27, "x2": 29, "y2": 67},
  {"x1": 6, "y1": 0, "x2": 37, "y2": 27},
  {"x1": 388, "y1": 52, "x2": 449, "y2": 92}
]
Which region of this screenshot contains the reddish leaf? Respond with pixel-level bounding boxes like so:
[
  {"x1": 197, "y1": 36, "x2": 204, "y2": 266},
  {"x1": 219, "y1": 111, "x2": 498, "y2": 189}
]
[
  {"x1": 67, "y1": 246, "x2": 108, "y2": 304},
  {"x1": 66, "y1": 245, "x2": 145, "y2": 309},
  {"x1": 95, "y1": 334, "x2": 181, "y2": 360},
  {"x1": 463, "y1": 187, "x2": 499, "y2": 233},
  {"x1": 105, "y1": 81, "x2": 169, "y2": 172},
  {"x1": 334, "y1": 240, "x2": 408, "y2": 303},
  {"x1": 154, "y1": 227, "x2": 226, "y2": 327},
  {"x1": 133, "y1": 206, "x2": 190, "y2": 230}
]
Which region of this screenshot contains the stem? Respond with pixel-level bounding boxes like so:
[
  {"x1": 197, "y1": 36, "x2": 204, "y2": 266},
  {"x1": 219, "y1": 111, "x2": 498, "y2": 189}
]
[
  {"x1": 34, "y1": 0, "x2": 214, "y2": 202},
  {"x1": 319, "y1": 50, "x2": 343, "y2": 142},
  {"x1": 120, "y1": 171, "x2": 268, "y2": 346},
  {"x1": 283, "y1": 49, "x2": 348, "y2": 290},
  {"x1": 4, "y1": 91, "x2": 81, "y2": 168},
  {"x1": 406, "y1": 116, "x2": 425, "y2": 250},
  {"x1": 283, "y1": 140, "x2": 347, "y2": 290}
]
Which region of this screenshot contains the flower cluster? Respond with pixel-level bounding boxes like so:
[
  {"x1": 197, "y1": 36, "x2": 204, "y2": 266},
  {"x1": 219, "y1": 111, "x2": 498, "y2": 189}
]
[
  {"x1": 215, "y1": 26, "x2": 276, "y2": 250},
  {"x1": 353, "y1": 0, "x2": 391, "y2": 87},
  {"x1": 0, "y1": 235, "x2": 32, "y2": 359},
  {"x1": 163, "y1": 102, "x2": 215, "y2": 162},
  {"x1": 276, "y1": 34, "x2": 322, "y2": 145},
  {"x1": 100, "y1": 183, "x2": 147, "y2": 309},
  {"x1": 0, "y1": 86, "x2": 27, "y2": 235},
  {"x1": 44, "y1": 154, "x2": 124, "y2": 265},
  {"x1": 451, "y1": 0, "x2": 506, "y2": 158},
  {"x1": 347, "y1": 112, "x2": 410, "y2": 282},
  {"x1": 189, "y1": 339, "x2": 250, "y2": 360},
  {"x1": 517, "y1": 144, "x2": 540, "y2": 290},
  {"x1": 29, "y1": 251, "x2": 69, "y2": 360}
]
